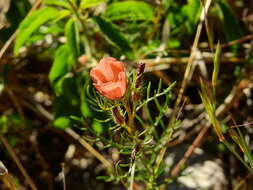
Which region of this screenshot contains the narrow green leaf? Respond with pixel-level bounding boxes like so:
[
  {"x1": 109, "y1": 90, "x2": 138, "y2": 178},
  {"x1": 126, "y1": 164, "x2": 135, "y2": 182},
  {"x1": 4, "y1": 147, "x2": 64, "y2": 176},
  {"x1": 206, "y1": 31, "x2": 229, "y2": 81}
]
[
  {"x1": 53, "y1": 10, "x2": 71, "y2": 23},
  {"x1": 93, "y1": 16, "x2": 133, "y2": 59},
  {"x1": 199, "y1": 79, "x2": 225, "y2": 142},
  {"x1": 105, "y1": 1, "x2": 154, "y2": 21},
  {"x1": 235, "y1": 127, "x2": 253, "y2": 168},
  {"x1": 205, "y1": 21, "x2": 214, "y2": 51},
  {"x1": 14, "y1": 7, "x2": 59, "y2": 55},
  {"x1": 80, "y1": 0, "x2": 107, "y2": 9},
  {"x1": 65, "y1": 18, "x2": 80, "y2": 64},
  {"x1": 81, "y1": 78, "x2": 92, "y2": 118},
  {"x1": 137, "y1": 82, "x2": 176, "y2": 111},
  {"x1": 212, "y1": 41, "x2": 221, "y2": 90},
  {"x1": 43, "y1": 0, "x2": 70, "y2": 9},
  {"x1": 49, "y1": 45, "x2": 70, "y2": 83},
  {"x1": 217, "y1": 0, "x2": 242, "y2": 42},
  {"x1": 223, "y1": 140, "x2": 253, "y2": 173}
]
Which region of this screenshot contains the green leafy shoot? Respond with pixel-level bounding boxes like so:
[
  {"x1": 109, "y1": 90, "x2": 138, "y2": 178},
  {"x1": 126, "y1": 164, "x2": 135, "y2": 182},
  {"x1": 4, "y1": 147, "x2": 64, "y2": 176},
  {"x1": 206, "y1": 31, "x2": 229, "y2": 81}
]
[
  {"x1": 216, "y1": 0, "x2": 242, "y2": 47},
  {"x1": 65, "y1": 18, "x2": 80, "y2": 63},
  {"x1": 229, "y1": 127, "x2": 253, "y2": 168},
  {"x1": 93, "y1": 16, "x2": 134, "y2": 59},
  {"x1": 49, "y1": 45, "x2": 70, "y2": 84},
  {"x1": 43, "y1": 0, "x2": 70, "y2": 9},
  {"x1": 212, "y1": 41, "x2": 221, "y2": 95},
  {"x1": 136, "y1": 82, "x2": 176, "y2": 111},
  {"x1": 105, "y1": 1, "x2": 154, "y2": 21},
  {"x1": 14, "y1": 7, "x2": 59, "y2": 55},
  {"x1": 199, "y1": 79, "x2": 225, "y2": 142},
  {"x1": 80, "y1": 0, "x2": 107, "y2": 9}
]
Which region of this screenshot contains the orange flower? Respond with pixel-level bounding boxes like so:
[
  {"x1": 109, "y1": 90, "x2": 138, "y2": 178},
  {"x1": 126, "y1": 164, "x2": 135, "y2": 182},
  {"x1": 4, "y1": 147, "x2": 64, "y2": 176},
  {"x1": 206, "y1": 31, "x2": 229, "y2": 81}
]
[{"x1": 90, "y1": 57, "x2": 127, "y2": 100}]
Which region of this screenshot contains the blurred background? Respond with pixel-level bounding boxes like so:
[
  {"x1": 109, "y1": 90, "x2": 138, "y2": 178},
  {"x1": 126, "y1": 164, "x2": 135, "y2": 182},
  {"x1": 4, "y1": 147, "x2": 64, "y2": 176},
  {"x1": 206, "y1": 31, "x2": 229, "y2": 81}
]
[{"x1": 0, "y1": 0, "x2": 253, "y2": 189}]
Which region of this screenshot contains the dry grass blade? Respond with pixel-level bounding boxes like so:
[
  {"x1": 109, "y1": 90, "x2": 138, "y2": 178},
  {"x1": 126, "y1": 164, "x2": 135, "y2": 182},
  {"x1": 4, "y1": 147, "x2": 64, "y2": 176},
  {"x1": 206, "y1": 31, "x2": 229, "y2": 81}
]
[
  {"x1": 0, "y1": 135, "x2": 38, "y2": 190},
  {"x1": 174, "y1": 0, "x2": 212, "y2": 112}
]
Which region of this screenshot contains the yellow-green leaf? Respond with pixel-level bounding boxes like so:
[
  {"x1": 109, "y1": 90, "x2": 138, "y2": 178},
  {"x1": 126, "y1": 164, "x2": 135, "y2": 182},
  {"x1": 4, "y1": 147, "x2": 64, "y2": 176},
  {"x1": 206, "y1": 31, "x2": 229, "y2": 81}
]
[
  {"x1": 14, "y1": 7, "x2": 59, "y2": 55},
  {"x1": 65, "y1": 18, "x2": 80, "y2": 64},
  {"x1": 80, "y1": 0, "x2": 107, "y2": 9},
  {"x1": 106, "y1": 1, "x2": 154, "y2": 21}
]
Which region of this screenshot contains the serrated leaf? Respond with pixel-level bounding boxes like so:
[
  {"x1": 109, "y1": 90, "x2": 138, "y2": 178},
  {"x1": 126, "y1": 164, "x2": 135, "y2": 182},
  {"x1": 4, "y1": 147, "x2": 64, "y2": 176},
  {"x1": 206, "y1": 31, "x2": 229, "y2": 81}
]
[
  {"x1": 49, "y1": 45, "x2": 70, "y2": 84},
  {"x1": 105, "y1": 1, "x2": 154, "y2": 21},
  {"x1": 80, "y1": 0, "x2": 107, "y2": 9},
  {"x1": 93, "y1": 16, "x2": 133, "y2": 59},
  {"x1": 65, "y1": 18, "x2": 80, "y2": 64},
  {"x1": 14, "y1": 7, "x2": 59, "y2": 55},
  {"x1": 217, "y1": 0, "x2": 242, "y2": 42}
]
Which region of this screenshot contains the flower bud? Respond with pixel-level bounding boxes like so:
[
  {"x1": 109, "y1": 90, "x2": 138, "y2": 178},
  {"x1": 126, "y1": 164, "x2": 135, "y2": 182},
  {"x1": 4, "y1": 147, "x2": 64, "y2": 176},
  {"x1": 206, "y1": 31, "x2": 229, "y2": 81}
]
[
  {"x1": 135, "y1": 62, "x2": 145, "y2": 89},
  {"x1": 90, "y1": 57, "x2": 127, "y2": 100},
  {"x1": 112, "y1": 107, "x2": 125, "y2": 125},
  {"x1": 132, "y1": 92, "x2": 141, "y2": 102},
  {"x1": 132, "y1": 63, "x2": 145, "y2": 102}
]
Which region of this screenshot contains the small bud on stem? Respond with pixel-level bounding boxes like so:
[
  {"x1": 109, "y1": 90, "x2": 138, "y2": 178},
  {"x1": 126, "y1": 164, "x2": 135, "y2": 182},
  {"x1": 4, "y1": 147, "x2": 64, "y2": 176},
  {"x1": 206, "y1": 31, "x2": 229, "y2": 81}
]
[
  {"x1": 132, "y1": 63, "x2": 145, "y2": 102},
  {"x1": 112, "y1": 107, "x2": 125, "y2": 125},
  {"x1": 135, "y1": 62, "x2": 145, "y2": 89}
]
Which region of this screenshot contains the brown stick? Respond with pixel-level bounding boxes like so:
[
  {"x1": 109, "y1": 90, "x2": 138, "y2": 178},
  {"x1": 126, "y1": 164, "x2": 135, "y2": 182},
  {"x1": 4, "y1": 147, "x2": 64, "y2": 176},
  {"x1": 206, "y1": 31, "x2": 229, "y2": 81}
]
[
  {"x1": 0, "y1": 135, "x2": 38, "y2": 190},
  {"x1": 170, "y1": 79, "x2": 248, "y2": 177},
  {"x1": 170, "y1": 125, "x2": 210, "y2": 177}
]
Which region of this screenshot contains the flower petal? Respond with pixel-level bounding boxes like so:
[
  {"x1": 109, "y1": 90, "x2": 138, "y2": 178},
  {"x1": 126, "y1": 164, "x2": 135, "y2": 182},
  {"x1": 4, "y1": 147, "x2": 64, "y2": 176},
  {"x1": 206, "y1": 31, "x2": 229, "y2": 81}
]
[{"x1": 90, "y1": 57, "x2": 127, "y2": 100}]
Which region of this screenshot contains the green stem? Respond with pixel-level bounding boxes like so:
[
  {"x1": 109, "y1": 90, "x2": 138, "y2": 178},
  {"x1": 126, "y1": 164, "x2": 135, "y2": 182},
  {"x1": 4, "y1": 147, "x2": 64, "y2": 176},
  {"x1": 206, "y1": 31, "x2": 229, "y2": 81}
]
[
  {"x1": 125, "y1": 100, "x2": 135, "y2": 135},
  {"x1": 65, "y1": 0, "x2": 91, "y2": 58}
]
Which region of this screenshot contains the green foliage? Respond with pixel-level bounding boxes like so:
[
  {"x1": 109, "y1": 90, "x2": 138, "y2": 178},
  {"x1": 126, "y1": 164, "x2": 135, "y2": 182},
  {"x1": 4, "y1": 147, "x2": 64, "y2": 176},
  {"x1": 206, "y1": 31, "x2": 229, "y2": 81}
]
[
  {"x1": 212, "y1": 41, "x2": 221, "y2": 91},
  {"x1": 0, "y1": 115, "x2": 8, "y2": 133},
  {"x1": 80, "y1": 0, "x2": 107, "y2": 9},
  {"x1": 0, "y1": 114, "x2": 23, "y2": 134},
  {"x1": 14, "y1": 7, "x2": 59, "y2": 55},
  {"x1": 93, "y1": 16, "x2": 134, "y2": 59},
  {"x1": 0, "y1": 0, "x2": 31, "y2": 40},
  {"x1": 216, "y1": 0, "x2": 242, "y2": 42},
  {"x1": 186, "y1": 0, "x2": 201, "y2": 24},
  {"x1": 53, "y1": 116, "x2": 71, "y2": 129},
  {"x1": 53, "y1": 9, "x2": 72, "y2": 22},
  {"x1": 92, "y1": 120, "x2": 103, "y2": 134},
  {"x1": 183, "y1": 0, "x2": 202, "y2": 34},
  {"x1": 49, "y1": 45, "x2": 70, "y2": 85},
  {"x1": 105, "y1": 1, "x2": 154, "y2": 21},
  {"x1": 43, "y1": 0, "x2": 70, "y2": 9},
  {"x1": 65, "y1": 18, "x2": 80, "y2": 63}
]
